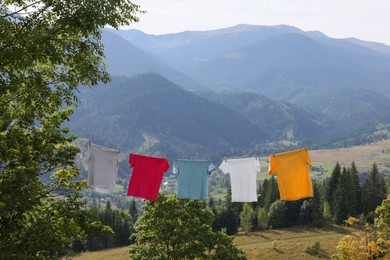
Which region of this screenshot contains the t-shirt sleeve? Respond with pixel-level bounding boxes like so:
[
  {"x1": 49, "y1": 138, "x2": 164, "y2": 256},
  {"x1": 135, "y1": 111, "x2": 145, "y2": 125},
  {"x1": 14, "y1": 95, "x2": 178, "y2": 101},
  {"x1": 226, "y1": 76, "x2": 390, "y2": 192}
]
[
  {"x1": 118, "y1": 152, "x2": 125, "y2": 163},
  {"x1": 172, "y1": 161, "x2": 179, "y2": 175},
  {"x1": 268, "y1": 155, "x2": 277, "y2": 175},
  {"x1": 255, "y1": 158, "x2": 261, "y2": 172},
  {"x1": 129, "y1": 153, "x2": 135, "y2": 168},
  {"x1": 219, "y1": 160, "x2": 229, "y2": 174},
  {"x1": 161, "y1": 159, "x2": 170, "y2": 173},
  {"x1": 306, "y1": 149, "x2": 312, "y2": 167},
  {"x1": 208, "y1": 162, "x2": 216, "y2": 174}
]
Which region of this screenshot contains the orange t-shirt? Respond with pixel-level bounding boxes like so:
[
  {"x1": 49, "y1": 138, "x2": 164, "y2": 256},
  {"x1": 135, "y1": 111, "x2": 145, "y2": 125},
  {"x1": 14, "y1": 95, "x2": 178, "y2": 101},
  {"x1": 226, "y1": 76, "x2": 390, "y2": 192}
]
[{"x1": 268, "y1": 148, "x2": 313, "y2": 201}]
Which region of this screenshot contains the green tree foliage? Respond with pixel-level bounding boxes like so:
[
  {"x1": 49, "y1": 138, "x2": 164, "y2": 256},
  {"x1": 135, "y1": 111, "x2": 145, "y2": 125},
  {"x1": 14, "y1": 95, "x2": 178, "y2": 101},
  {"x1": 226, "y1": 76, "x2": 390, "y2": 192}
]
[
  {"x1": 129, "y1": 194, "x2": 246, "y2": 259},
  {"x1": 362, "y1": 163, "x2": 387, "y2": 219},
  {"x1": 311, "y1": 182, "x2": 325, "y2": 227},
  {"x1": 0, "y1": 0, "x2": 142, "y2": 257},
  {"x1": 299, "y1": 183, "x2": 324, "y2": 227},
  {"x1": 326, "y1": 162, "x2": 341, "y2": 216},
  {"x1": 261, "y1": 177, "x2": 279, "y2": 212},
  {"x1": 348, "y1": 162, "x2": 362, "y2": 216},
  {"x1": 375, "y1": 186, "x2": 390, "y2": 241},
  {"x1": 85, "y1": 201, "x2": 134, "y2": 251},
  {"x1": 267, "y1": 200, "x2": 287, "y2": 229},
  {"x1": 213, "y1": 188, "x2": 240, "y2": 235},
  {"x1": 285, "y1": 200, "x2": 304, "y2": 227},
  {"x1": 299, "y1": 200, "x2": 313, "y2": 225},
  {"x1": 257, "y1": 207, "x2": 268, "y2": 230},
  {"x1": 128, "y1": 199, "x2": 138, "y2": 219},
  {"x1": 240, "y1": 203, "x2": 254, "y2": 234},
  {"x1": 333, "y1": 167, "x2": 350, "y2": 224}
]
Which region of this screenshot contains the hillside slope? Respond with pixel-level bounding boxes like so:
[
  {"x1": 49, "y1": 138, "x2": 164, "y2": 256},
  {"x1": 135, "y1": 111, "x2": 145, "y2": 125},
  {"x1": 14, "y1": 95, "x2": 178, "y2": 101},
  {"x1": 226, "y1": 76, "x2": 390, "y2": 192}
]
[
  {"x1": 198, "y1": 90, "x2": 326, "y2": 142},
  {"x1": 111, "y1": 24, "x2": 390, "y2": 140},
  {"x1": 102, "y1": 30, "x2": 199, "y2": 89},
  {"x1": 68, "y1": 74, "x2": 268, "y2": 160}
]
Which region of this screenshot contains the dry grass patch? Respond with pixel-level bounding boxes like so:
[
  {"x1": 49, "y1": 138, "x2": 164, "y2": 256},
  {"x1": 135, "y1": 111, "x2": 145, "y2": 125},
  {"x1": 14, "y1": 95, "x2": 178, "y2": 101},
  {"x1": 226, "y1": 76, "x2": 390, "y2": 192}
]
[
  {"x1": 235, "y1": 225, "x2": 352, "y2": 260},
  {"x1": 310, "y1": 139, "x2": 390, "y2": 172},
  {"x1": 64, "y1": 226, "x2": 353, "y2": 260},
  {"x1": 62, "y1": 246, "x2": 129, "y2": 260}
]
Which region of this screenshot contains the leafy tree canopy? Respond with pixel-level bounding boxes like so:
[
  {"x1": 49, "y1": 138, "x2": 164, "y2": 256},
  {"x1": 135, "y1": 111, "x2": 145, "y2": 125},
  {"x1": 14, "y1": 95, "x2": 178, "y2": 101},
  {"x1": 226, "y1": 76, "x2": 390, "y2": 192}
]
[
  {"x1": 129, "y1": 194, "x2": 246, "y2": 259},
  {"x1": 375, "y1": 187, "x2": 390, "y2": 241},
  {"x1": 0, "y1": 0, "x2": 142, "y2": 258}
]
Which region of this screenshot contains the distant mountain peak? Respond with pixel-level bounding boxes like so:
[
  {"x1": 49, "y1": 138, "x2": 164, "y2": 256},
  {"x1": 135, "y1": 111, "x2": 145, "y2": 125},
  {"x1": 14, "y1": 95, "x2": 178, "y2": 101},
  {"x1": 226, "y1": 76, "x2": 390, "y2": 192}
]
[{"x1": 190, "y1": 24, "x2": 303, "y2": 37}]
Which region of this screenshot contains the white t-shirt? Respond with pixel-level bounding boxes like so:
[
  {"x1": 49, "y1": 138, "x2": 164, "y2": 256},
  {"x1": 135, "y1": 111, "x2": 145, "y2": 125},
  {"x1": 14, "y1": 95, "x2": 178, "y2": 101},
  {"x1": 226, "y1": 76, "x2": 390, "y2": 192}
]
[
  {"x1": 87, "y1": 143, "x2": 125, "y2": 193},
  {"x1": 219, "y1": 157, "x2": 260, "y2": 202}
]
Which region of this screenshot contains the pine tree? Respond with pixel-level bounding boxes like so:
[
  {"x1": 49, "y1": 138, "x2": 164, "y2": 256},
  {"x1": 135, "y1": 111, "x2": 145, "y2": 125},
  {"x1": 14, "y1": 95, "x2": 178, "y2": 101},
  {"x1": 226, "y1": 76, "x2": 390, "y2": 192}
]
[
  {"x1": 348, "y1": 162, "x2": 362, "y2": 216},
  {"x1": 259, "y1": 179, "x2": 269, "y2": 208},
  {"x1": 267, "y1": 200, "x2": 287, "y2": 229},
  {"x1": 311, "y1": 182, "x2": 325, "y2": 227},
  {"x1": 333, "y1": 167, "x2": 350, "y2": 224},
  {"x1": 263, "y1": 176, "x2": 280, "y2": 212},
  {"x1": 257, "y1": 182, "x2": 264, "y2": 207},
  {"x1": 285, "y1": 200, "x2": 304, "y2": 227},
  {"x1": 299, "y1": 182, "x2": 324, "y2": 227},
  {"x1": 362, "y1": 163, "x2": 386, "y2": 218},
  {"x1": 214, "y1": 188, "x2": 240, "y2": 235},
  {"x1": 208, "y1": 196, "x2": 219, "y2": 232},
  {"x1": 240, "y1": 203, "x2": 254, "y2": 234},
  {"x1": 326, "y1": 162, "x2": 341, "y2": 216},
  {"x1": 257, "y1": 207, "x2": 268, "y2": 230},
  {"x1": 129, "y1": 199, "x2": 138, "y2": 219},
  {"x1": 299, "y1": 200, "x2": 313, "y2": 225}
]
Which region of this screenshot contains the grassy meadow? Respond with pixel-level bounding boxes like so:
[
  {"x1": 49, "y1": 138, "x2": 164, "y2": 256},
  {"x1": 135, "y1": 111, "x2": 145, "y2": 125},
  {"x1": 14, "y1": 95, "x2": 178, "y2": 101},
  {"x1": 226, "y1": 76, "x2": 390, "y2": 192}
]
[
  {"x1": 309, "y1": 139, "x2": 390, "y2": 173},
  {"x1": 63, "y1": 225, "x2": 352, "y2": 260}
]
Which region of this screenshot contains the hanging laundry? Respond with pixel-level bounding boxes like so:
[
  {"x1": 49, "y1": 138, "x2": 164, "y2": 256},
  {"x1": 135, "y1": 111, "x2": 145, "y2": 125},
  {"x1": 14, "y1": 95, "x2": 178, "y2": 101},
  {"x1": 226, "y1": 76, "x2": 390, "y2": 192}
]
[
  {"x1": 127, "y1": 153, "x2": 169, "y2": 201},
  {"x1": 268, "y1": 147, "x2": 313, "y2": 201},
  {"x1": 173, "y1": 159, "x2": 215, "y2": 200},
  {"x1": 87, "y1": 143, "x2": 125, "y2": 193},
  {"x1": 219, "y1": 157, "x2": 260, "y2": 202}
]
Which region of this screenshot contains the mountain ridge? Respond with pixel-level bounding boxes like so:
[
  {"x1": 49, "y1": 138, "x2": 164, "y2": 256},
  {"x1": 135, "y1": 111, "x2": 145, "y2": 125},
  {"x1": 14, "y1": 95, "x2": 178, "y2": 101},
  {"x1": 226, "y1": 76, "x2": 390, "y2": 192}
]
[
  {"x1": 81, "y1": 25, "x2": 390, "y2": 153},
  {"x1": 68, "y1": 74, "x2": 269, "y2": 160}
]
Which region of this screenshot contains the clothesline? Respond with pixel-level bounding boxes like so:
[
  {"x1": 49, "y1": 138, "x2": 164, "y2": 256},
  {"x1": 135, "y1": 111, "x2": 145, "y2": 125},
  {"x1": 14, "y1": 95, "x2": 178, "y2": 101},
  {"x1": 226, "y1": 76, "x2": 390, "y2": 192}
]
[{"x1": 82, "y1": 141, "x2": 313, "y2": 203}]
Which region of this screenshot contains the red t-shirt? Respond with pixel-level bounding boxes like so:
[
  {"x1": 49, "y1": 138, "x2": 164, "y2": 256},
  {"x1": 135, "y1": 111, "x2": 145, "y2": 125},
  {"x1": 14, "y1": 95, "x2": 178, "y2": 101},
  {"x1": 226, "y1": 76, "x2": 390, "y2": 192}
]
[{"x1": 127, "y1": 153, "x2": 170, "y2": 201}]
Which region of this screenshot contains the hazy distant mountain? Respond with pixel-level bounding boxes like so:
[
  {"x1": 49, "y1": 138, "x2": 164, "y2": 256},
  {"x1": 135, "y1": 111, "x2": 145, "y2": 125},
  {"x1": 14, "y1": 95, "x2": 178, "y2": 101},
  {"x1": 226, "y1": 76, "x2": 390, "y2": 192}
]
[
  {"x1": 109, "y1": 24, "x2": 390, "y2": 138},
  {"x1": 345, "y1": 38, "x2": 390, "y2": 55},
  {"x1": 68, "y1": 74, "x2": 268, "y2": 160},
  {"x1": 112, "y1": 24, "x2": 303, "y2": 73},
  {"x1": 198, "y1": 90, "x2": 326, "y2": 142},
  {"x1": 113, "y1": 24, "x2": 390, "y2": 99},
  {"x1": 83, "y1": 25, "x2": 390, "y2": 154},
  {"x1": 102, "y1": 30, "x2": 200, "y2": 89}
]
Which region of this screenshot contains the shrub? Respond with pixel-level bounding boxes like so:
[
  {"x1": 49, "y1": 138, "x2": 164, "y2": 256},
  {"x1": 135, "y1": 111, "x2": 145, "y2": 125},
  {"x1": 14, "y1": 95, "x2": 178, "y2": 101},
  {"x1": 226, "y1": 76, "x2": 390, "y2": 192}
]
[{"x1": 305, "y1": 241, "x2": 321, "y2": 255}]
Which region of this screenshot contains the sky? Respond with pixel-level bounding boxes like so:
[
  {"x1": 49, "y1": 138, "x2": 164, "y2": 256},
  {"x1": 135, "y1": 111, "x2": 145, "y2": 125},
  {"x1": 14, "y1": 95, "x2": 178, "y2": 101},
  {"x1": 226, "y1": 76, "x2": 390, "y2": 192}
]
[{"x1": 129, "y1": 0, "x2": 390, "y2": 45}]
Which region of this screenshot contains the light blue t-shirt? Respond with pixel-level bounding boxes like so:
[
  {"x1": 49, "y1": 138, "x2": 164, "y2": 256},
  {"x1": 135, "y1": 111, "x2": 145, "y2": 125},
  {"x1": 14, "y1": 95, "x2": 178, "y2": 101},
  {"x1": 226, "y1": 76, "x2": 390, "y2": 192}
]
[{"x1": 174, "y1": 160, "x2": 214, "y2": 200}]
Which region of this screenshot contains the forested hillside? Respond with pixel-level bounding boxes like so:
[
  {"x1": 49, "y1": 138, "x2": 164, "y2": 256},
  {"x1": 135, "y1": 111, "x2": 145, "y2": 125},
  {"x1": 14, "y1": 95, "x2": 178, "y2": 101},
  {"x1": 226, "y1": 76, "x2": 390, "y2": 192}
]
[
  {"x1": 106, "y1": 25, "x2": 390, "y2": 145},
  {"x1": 68, "y1": 74, "x2": 268, "y2": 160},
  {"x1": 198, "y1": 90, "x2": 326, "y2": 142}
]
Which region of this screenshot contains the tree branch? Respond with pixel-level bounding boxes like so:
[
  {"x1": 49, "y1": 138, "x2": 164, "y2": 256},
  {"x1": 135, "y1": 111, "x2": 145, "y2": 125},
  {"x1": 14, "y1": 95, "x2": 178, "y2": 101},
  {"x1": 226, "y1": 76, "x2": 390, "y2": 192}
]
[{"x1": 1, "y1": 1, "x2": 43, "y2": 18}]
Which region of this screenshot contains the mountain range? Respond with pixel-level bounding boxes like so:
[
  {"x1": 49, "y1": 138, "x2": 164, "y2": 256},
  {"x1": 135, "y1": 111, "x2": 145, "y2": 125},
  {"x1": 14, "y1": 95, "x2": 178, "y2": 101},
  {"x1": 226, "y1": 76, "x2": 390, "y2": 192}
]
[
  {"x1": 66, "y1": 24, "x2": 390, "y2": 158},
  {"x1": 69, "y1": 74, "x2": 268, "y2": 160}
]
